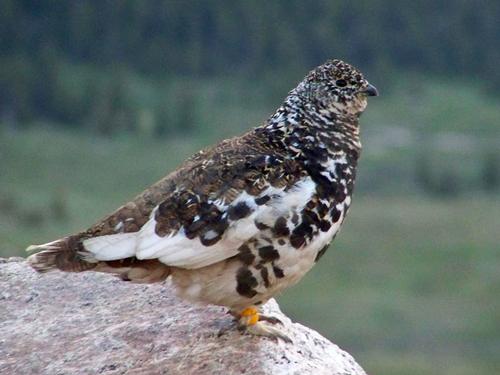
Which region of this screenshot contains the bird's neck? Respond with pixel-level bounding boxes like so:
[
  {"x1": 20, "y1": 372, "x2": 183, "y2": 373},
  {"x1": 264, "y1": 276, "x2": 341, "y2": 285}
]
[{"x1": 260, "y1": 93, "x2": 362, "y2": 161}]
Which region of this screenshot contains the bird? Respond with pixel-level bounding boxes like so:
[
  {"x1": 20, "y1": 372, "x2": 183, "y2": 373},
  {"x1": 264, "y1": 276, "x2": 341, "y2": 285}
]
[{"x1": 27, "y1": 59, "x2": 378, "y2": 342}]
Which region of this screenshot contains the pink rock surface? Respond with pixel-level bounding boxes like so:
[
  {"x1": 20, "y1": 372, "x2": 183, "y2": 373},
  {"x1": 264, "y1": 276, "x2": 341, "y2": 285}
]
[{"x1": 0, "y1": 258, "x2": 366, "y2": 375}]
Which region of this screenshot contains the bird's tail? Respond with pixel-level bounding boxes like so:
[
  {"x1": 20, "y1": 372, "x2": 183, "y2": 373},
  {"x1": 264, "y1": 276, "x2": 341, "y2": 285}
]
[
  {"x1": 26, "y1": 235, "x2": 96, "y2": 273},
  {"x1": 26, "y1": 235, "x2": 171, "y2": 283}
]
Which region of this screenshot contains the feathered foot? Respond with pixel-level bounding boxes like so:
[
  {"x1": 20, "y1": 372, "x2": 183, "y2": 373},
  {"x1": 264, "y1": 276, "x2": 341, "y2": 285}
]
[{"x1": 237, "y1": 307, "x2": 292, "y2": 343}]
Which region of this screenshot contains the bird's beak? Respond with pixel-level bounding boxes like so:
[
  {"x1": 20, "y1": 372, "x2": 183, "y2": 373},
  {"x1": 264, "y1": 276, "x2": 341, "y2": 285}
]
[{"x1": 361, "y1": 83, "x2": 379, "y2": 97}]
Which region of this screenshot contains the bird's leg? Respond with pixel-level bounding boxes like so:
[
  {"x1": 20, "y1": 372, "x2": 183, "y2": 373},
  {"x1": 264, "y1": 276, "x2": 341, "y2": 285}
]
[
  {"x1": 230, "y1": 307, "x2": 284, "y2": 325},
  {"x1": 236, "y1": 306, "x2": 292, "y2": 343}
]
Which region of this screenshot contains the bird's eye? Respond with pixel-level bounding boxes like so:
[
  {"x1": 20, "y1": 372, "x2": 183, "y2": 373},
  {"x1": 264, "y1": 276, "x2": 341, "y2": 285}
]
[{"x1": 335, "y1": 79, "x2": 347, "y2": 87}]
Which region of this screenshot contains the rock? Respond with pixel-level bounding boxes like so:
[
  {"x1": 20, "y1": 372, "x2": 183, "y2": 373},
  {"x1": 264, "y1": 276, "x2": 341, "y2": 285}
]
[{"x1": 0, "y1": 259, "x2": 366, "y2": 375}]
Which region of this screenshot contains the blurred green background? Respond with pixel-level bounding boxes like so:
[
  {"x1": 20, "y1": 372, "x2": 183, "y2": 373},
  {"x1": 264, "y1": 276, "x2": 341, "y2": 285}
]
[{"x1": 1, "y1": 1, "x2": 499, "y2": 374}]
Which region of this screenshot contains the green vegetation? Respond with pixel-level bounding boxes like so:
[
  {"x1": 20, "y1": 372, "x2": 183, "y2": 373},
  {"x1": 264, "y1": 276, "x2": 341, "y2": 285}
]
[
  {"x1": 2, "y1": 1, "x2": 500, "y2": 374},
  {"x1": 2, "y1": 1, "x2": 500, "y2": 131},
  {"x1": 2, "y1": 79, "x2": 499, "y2": 374},
  {"x1": 280, "y1": 195, "x2": 500, "y2": 375}
]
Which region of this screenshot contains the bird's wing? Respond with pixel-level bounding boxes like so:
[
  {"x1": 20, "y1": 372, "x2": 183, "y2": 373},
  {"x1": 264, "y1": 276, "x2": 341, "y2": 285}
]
[{"x1": 83, "y1": 143, "x2": 308, "y2": 269}]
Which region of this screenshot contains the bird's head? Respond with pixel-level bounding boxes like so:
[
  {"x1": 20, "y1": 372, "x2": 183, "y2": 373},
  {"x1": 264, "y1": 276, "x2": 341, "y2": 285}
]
[{"x1": 295, "y1": 59, "x2": 378, "y2": 116}]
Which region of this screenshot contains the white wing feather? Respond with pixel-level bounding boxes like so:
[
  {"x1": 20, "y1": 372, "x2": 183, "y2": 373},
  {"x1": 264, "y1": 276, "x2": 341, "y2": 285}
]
[
  {"x1": 136, "y1": 206, "x2": 261, "y2": 269},
  {"x1": 82, "y1": 232, "x2": 137, "y2": 261},
  {"x1": 83, "y1": 177, "x2": 316, "y2": 269}
]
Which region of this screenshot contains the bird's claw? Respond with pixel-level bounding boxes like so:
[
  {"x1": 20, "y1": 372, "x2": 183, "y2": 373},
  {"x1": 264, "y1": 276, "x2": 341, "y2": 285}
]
[
  {"x1": 258, "y1": 314, "x2": 284, "y2": 325},
  {"x1": 237, "y1": 306, "x2": 292, "y2": 343},
  {"x1": 244, "y1": 321, "x2": 293, "y2": 343}
]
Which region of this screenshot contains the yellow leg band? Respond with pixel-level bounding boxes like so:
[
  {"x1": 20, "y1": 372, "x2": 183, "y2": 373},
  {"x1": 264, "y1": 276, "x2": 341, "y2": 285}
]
[{"x1": 240, "y1": 307, "x2": 259, "y2": 326}]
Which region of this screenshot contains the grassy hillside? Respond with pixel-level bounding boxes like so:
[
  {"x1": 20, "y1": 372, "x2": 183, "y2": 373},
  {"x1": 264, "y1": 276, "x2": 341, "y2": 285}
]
[
  {"x1": 1, "y1": 80, "x2": 499, "y2": 375},
  {"x1": 279, "y1": 195, "x2": 500, "y2": 375}
]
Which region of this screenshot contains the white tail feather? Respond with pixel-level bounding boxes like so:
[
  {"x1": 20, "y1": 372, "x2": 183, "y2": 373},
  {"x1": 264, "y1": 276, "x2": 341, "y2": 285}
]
[{"x1": 82, "y1": 232, "x2": 138, "y2": 261}]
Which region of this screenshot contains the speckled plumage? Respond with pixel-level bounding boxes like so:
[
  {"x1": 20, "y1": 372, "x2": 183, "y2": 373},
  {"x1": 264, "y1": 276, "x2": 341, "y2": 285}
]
[{"x1": 28, "y1": 59, "x2": 378, "y2": 336}]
